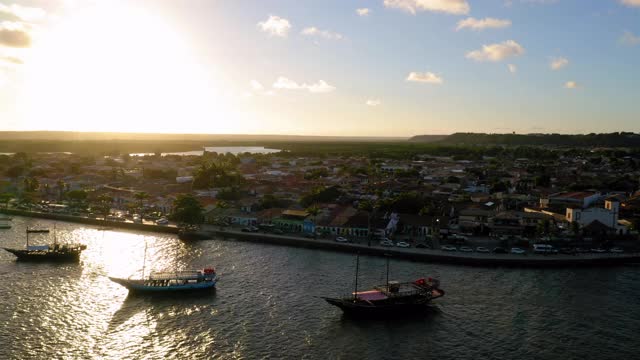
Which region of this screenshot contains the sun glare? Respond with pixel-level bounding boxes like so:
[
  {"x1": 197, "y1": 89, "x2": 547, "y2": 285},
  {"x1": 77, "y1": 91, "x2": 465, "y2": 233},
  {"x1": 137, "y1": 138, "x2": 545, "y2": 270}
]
[{"x1": 20, "y1": 2, "x2": 229, "y2": 133}]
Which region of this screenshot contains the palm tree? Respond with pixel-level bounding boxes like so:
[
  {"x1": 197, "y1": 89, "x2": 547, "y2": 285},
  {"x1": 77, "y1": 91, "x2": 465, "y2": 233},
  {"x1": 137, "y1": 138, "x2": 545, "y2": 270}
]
[
  {"x1": 306, "y1": 205, "x2": 320, "y2": 236},
  {"x1": 134, "y1": 191, "x2": 149, "y2": 216},
  {"x1": 96, "y1": 194, "x2": 113, "y2": 220},
  {"x1": 56, "y1": 180, "x2": 66, "y2": 201}
]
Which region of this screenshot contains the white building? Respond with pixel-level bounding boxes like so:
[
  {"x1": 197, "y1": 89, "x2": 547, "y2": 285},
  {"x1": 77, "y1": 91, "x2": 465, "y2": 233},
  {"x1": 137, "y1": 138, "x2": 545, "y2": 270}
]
[{"x1": 566, "y1": 199, "x2": 622, "y2": 230}]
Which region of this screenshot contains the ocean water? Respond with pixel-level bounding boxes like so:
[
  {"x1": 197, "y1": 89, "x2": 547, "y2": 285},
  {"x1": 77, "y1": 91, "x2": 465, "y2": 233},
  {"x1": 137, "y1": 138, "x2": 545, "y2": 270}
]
[{"x1": 1, "y1": 217, "x2": 639, "y2": 359}]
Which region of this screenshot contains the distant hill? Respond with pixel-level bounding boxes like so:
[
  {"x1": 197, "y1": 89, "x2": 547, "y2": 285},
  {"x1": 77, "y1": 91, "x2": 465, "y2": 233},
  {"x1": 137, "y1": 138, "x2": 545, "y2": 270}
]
[
  {"x1": 409, "y1": 132, "x2": 640, "y2": 147},
  {"x1": 405, "y1": 135, "x2": 448, "y2": 143}
]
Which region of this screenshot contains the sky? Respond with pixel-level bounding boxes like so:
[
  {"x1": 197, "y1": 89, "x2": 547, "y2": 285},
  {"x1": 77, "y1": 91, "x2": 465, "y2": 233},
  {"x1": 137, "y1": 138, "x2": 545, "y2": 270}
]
[{"x1": 0, "y1": 0, "x2": 639, "y2": 137}]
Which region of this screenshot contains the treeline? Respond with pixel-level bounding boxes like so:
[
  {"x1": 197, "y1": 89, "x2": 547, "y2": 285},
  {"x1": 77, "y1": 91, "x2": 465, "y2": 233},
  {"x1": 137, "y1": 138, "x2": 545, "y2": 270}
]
[{"x1": 410, "y1": 132, "x2": 640, "y2": 147}]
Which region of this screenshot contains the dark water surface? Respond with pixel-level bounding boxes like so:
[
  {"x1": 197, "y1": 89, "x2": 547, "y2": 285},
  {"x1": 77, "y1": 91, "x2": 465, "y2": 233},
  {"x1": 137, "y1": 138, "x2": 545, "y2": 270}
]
[{"x1": 1, "y1": 217, "x2": 639, "y2": 359}]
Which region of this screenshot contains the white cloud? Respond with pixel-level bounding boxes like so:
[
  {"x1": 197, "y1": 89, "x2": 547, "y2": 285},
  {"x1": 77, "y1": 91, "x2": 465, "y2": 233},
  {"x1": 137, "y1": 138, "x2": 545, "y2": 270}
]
[
  {"x1": 406, "y1": 71, "x2": 443, "y2": 84},
  {"x1": 366, "y1": 99, "x2": 381, "y2": 106},
  {"x1": 257, "y1": 15, "x2": 291, "y2": 37},
  {"x1": 301, "y1": 27, "x2": 343, "y2": 40},
  {"x1": 272, "y1": 77, "x2": 336, "y2": 93},
  {"x1": 508, "y1": 64, "x2": 517, "y2": 73},
  {"x1": 306, "y1": 80, "x2": 336, "y2": 93},
  {"x1": 0, "y1": 3, "x2": 46, "y2": 22},
  {"x1": 384, "y1": 0, "x2": 470, "y2": 15},
  {"x1": 0, "y1": 21, "x2": 31, "y2": 47},
  {"x1": 620, "y1": 0, "x2": 640, "y2": 7},
  {"x1": 250, "y1": 80, "x2": 264, "y2": 91},
  {"x1": 356, "y1": 8, "x2": 371, "y2": 16},
  {"x1": 549, "y1": 57, "x2": 568, "y2": 70},
  {"x1": 456, "y1": 17, "x2": 511, "y2": 31},
  {"x1": 465, "y1": 40, "x2": 524, "y2": 62},
  {"x1": 620, "y1": 31, "x2": 640, "y2": 46},
  {"x1": 564, "y1": 81, "x2": 578, "y2": 89}
]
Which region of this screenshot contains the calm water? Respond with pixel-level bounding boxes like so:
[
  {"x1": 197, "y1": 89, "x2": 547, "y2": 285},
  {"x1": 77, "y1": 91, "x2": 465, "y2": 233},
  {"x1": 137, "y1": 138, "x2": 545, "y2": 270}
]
[
  {"x1": 130, "y1": 146, "x2": 281, "y2": 157},
  {"x1": 1, "y1": 217, "x2": 639, "y2": 360}
]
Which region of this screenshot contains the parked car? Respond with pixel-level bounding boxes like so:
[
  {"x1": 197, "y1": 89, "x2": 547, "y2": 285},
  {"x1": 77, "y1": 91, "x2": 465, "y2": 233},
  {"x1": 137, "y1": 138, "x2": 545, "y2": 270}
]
[
  {"x1": 510, "y1": 247, "x2": 526, "y2": 255},
  {"x1": 533, "y1": 244, "x2": 558, "y2": 254},
  {"x1": 155, "y1": 218, "x2": 169, "y2": 225},
  {"x1": 241, "y1": 227, "x2": 259, "y2": 233},
  {"x1": 396, "y1": 241, "x2": 411, "y2": 248},
  {"x1": 441, "y1": 245, "x2": 457, "y2": 251},
  {"x1": 335, "y1": 237, "x2": 349, "y2": 243},
  {"x1": 590, "y1": 248, "x2": 606, "y2": 253},
  {"x1": 492, "y1": 247, "x2": 508, "y2": 254},
  {"x1": 560, "y1": 247, "x2": 576, "y2": 255},
  {"x1": 459, "y1": 246, "x2": 473, "y2": 252},
  {"x1": 610, "y1": 247, "x2": 624, "y2": 253},
  {"x1": 272, "y1": 228, "x2": 284, "y2": 234},
  {"x1": 380, "y1": 240, "x2": 394, "y2": 247},
  {"x1": 415, "y1": 243, "x2": 430, "y2": 249},
  {"x1": 476, "y1": 247, "x2": 490, "y2": 253}
]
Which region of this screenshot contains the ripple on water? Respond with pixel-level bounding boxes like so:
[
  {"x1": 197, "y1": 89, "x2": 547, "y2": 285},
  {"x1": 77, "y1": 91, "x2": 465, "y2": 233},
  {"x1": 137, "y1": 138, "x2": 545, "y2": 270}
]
[{"x1": 1, "y1": 217, "x2": 640, "y2": 359}]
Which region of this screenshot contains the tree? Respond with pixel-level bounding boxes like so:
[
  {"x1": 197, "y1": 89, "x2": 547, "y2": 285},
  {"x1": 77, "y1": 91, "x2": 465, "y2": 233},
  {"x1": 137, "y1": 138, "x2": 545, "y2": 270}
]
[
  {"x1": 306, "y1": 205, "x2": 320, "y2": 225},
  {"x1": 134, "y1": 191, "x2": 149, "y2": 214},
  {"x1": 170, "y1": 194, "x2": 204, "y2": 225},
  {"x1": 66, "y1": 190, "x2": 88, "y2": 204},
  {"x1": 95, "y1": 194, "x2": 113, "y2": 219},
  {"x1": 0, "y1": 192, "x2": 13, "y2": 209}
]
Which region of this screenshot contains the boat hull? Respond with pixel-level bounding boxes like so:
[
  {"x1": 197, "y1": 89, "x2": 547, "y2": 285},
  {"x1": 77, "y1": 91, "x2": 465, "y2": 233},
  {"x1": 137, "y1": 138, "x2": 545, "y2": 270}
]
[
  {"x1": 3, "y1": 248, "x2": 81, "y2": 262},
  {"x1": 109, "y1": 277, "x2": 217, "y2": 294},
  {"x1": 323, "y1": 297, "x2": 437, "y2": 316}
]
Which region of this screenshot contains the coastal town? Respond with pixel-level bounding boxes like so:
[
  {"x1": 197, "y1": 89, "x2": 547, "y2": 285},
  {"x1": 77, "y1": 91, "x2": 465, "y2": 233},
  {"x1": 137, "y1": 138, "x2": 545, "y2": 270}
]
[{"x1": 2, "y1": 144, "x2": 639, "y2": 255}]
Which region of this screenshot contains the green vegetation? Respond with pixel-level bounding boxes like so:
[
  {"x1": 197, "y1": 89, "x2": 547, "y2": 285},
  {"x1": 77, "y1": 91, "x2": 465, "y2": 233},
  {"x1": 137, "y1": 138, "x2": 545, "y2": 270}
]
[{"x1": 170, "y1": 194, "x2": 204, "y2": 225}]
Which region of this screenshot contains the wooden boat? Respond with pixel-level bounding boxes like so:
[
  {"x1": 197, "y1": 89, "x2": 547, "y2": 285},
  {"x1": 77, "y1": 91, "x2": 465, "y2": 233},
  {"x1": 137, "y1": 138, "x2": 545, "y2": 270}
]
[
  {"x1": 109, "y1": 268, "x2": 217, "y2": 294},
  {"x1": 323, "y1": 254, "x2": 444, "y2": 316},
  {"x1": 3, "y1": 227, "x2": 86, "y2": 262},
  {"x1": 109, "y1": 240, "x2": 217, "y2": 294}
]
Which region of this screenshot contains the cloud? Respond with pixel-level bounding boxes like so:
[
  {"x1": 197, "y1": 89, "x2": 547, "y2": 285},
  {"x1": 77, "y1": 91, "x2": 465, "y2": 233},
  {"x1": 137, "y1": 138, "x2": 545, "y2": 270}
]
[
  {"x1": 620, "y1": 0, "x2": 640, "y2": 7},
  {"x1": 306, "y1": 80, "x2": 336, "y2": 93},
  {"x1": 406, "y1": 71, "x2": 443, "y2": 84},
  {"x1": 301, "y1": 27, "x2": 343, "y2": 40},
  {"x1": 0, "y1": 3, "x2": 46, "y2": 22},
  {"x1": 465, "y1": 40, "x2": 524, "y2": 62},
  {"x1": 356, "y1": 8, "x2": 371, "y2": 16},
  {"x1": 508, "y1": 64, "x2": 517, "y2": 73},
  {"x1": 257, "y1": 15, "x2": 291, "y2": 37},
  {"x1": 384, "y1": 0, "x2": 470, "y2": 15},
  {"x1": 456, "y1": 17, "x2": 511, "y2": 31},
  {"x1": 272, "y1": 77, "x2": 336, "y2": 93},
  {"x1": 550, "y1": 57, "x2": 568, "y2": 70},
  {"x1": 250, "y1": 80, "x2": 264, "y2": 91},
  {"x1": 620, "y1": 31, "x2": 640, "y2": 46},
  {"x1": 366, "y1": 99, "x2": 381, "y2": 106},
  {"x1": 0, "y1": 22, "x2": 31, "y2": 47},
  {"x1": 564, "y1": 81, "x2": 578, "y2": 89}
]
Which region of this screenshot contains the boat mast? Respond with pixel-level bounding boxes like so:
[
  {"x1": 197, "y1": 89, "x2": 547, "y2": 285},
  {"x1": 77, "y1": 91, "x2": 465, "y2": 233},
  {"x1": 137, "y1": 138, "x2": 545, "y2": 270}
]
[
  {"x1": 353, "y1": 253, "x2": 359, "y2": 301},
  {"x1": 26, "y1": 228, "x2": 29, "y2": 248},
  {"x1": 141, "y1": 238, "x2": 148, "y2": 280},
  {"x1": 386, "y1": 255, "x2": 390, "y2": 293},
  {"x1": 53, "y1": 224, "x2": 57, "y2": 247}
]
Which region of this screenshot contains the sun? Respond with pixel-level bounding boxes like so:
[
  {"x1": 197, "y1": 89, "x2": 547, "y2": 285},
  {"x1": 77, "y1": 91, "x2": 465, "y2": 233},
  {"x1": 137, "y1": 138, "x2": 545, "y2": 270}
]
[{"x1": 19, "y1": 2, "x2": 230, "y2": 133}]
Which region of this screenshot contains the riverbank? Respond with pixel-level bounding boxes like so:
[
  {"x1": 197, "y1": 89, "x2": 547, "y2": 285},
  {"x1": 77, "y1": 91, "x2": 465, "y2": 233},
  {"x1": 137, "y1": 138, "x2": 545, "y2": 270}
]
[{"x1": 3, "y1": 208, "x2": 640, "y2": 267}]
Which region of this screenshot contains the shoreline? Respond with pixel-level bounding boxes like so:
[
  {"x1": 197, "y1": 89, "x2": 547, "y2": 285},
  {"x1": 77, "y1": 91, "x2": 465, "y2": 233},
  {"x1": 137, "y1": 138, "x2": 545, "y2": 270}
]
[{"x1": 3, "y1": 208, "x2": 640, "y2": 268}]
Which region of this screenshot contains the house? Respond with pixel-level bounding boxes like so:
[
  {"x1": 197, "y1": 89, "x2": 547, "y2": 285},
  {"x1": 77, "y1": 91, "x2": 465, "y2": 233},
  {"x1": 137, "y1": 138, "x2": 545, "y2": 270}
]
[{"x1": 272, "y1": 209, "x2": 310, "y2": 233}]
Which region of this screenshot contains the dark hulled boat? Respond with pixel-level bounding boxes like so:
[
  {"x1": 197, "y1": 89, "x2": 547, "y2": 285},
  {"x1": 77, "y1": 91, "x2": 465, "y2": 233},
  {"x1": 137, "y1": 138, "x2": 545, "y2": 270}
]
[
  {"x1": 323, "y1": 254, "x2": 444, "y2": 316},
  {"x1": 3, "y1": 227, "x2": 86, "y2": 262}
]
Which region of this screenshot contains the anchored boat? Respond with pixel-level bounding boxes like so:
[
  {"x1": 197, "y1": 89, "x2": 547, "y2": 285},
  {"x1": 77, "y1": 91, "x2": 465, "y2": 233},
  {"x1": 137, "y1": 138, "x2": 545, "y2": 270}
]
[
  {"x1": 323, "y1": 254, "x2": 444, "y2": 316},
  {"x1": 3, "y1": 226, "x2": 86, "y2": 262},
  {"x1": 109, "y1": 268, "x2": 217, "y2": 294},
  {"x1": 109, "y1": 240, "x2": 217, "y2": 294}
]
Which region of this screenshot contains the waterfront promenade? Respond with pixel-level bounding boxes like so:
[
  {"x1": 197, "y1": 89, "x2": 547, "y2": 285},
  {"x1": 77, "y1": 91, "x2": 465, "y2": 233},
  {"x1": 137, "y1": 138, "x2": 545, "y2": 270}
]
[{"x1": 2, "y1": 208, "x2": 640, "y2": 267}]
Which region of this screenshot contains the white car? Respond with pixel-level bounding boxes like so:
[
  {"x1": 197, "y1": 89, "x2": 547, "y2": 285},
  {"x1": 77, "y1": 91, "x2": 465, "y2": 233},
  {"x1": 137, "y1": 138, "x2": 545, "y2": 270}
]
[
  {"x1": 510, "y1": 247, "x2": 526, "y2": 255},
  {"x1": 441, "y1": 245, "x2": 457, "y2": 251},
  {"x1": 610, "y1": 247, "x2": 624, "y2": 253},
  {"x1": 591, "y1": 248, "x2": 606, "y2": 253},
  {"x1": 396, "y1": 241, "x2": 410, "y2": 248},
  {"x1": 459, "y1": 246, "x2": 473, "y2": 252},
  {"x1": 155, "y1": 218, "x2": 169, "y2": 225},
  {"x1": 380, "y1": 240, "x2": 394, "y2": 247},
  {"x1": 335, "y1": 237, "x2": 349, "y2": 243},
  {"x1": 476, "y1": 247, "x2": 490, "y2": 253}
]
